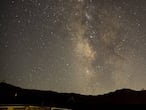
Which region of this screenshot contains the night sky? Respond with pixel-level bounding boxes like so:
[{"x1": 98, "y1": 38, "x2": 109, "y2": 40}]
[{"x1": 0, "y1": 0, "x2": 146, "y2": 95}]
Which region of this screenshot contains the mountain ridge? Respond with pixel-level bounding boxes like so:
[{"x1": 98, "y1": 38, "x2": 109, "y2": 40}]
[{"x1": 0, "y1": 82, "x2": 146, "y2": 109}]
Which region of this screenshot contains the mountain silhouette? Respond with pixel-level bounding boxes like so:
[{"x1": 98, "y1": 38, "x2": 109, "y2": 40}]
[{"x1": 0, "y1": 82, "x2": 146, "y2": 109}]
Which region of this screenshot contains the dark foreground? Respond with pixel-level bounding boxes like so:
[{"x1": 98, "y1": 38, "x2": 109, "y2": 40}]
[{"x1": 0, "y1": 83, "x2": 146, "y2": 109}]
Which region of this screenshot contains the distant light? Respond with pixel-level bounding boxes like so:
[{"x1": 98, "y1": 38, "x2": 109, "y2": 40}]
[{"x1": 14, "y1": 93, "x2": 17, "y2": 97}]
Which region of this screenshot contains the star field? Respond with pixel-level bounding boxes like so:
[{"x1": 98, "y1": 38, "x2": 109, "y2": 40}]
[{"x1": 0, "y1": 0, "x2": 146, "y2": 95}]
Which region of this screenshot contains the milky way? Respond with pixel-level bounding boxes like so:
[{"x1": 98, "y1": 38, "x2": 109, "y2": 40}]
[{"x1": 0, "y1": 0, "x2": 146, "y2": 95}]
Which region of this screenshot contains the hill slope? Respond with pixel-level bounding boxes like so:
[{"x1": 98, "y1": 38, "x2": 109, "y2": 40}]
[{"x1": 0, "y1": 83, "x2": 146, "y2": 109}]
